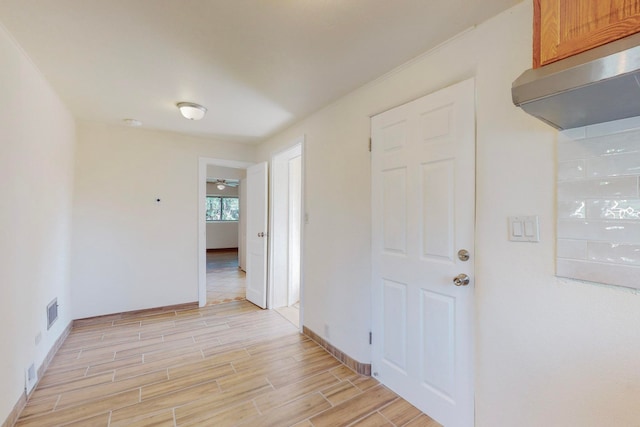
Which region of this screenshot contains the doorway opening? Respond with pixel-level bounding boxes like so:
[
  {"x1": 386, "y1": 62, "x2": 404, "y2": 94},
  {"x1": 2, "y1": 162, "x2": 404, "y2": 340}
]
[
  {"x1": 197, "y1": 146, "x2": 305, "y2": 322},
  {"x1": 198, "y1": 158, "x2": 253, "y2": 307},
  {"x1": 269, "y1": 139, "x2": 304, "y2": 329},
  {"x1": 205, "y1": 173, "x2": 246, "y2": 305}
]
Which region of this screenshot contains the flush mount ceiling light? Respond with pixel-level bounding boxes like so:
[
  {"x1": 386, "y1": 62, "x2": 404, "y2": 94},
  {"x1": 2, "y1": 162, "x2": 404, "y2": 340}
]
[
  {"x1": 122, "y1": 118, "x2": 142, "y2": 127},
  {"x1": 177, "y1": 102, "x2": 207, "y2": 120}
]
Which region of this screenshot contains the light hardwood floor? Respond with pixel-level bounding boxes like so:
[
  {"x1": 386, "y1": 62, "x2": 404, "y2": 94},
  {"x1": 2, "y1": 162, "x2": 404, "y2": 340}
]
[
  {"x1": 14, "y1": 301, "x2": 441, "y2": 427},
  {"x1": 207, "y1": 249, "x2": 246, "y2": 305}
]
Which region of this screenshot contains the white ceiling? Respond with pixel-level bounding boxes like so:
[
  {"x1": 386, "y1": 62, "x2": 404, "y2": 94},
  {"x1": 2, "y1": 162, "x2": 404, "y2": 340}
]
[{"x1": 0, "y1": 0, "x2": 521, "y2": 143}]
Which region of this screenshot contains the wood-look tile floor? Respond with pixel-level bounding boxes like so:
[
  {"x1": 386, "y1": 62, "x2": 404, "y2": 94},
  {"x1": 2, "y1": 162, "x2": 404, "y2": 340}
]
[
  {"x1": 274, "y1": 305, "x2": 300, "y2": 329},
  {"x1": 16, "y1": 301, "x2": 442, "y2": 427},
  {"x1": 207, "y1": 249, "x2": 246, "y2": 305}
]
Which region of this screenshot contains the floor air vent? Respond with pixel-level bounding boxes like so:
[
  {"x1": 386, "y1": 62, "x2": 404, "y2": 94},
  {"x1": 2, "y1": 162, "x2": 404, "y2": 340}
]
[
  {"x1": 25, "y1": 363, "x2": 37, "y2": 394},
  {"x1": 47, "y1": 298, "x2": 58, "y2": 330}
]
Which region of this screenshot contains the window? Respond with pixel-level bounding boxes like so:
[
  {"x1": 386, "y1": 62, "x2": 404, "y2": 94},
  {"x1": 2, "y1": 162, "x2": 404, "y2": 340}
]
[{"x1": 206, "y1": 196, "x2": 239, "y2": 221}]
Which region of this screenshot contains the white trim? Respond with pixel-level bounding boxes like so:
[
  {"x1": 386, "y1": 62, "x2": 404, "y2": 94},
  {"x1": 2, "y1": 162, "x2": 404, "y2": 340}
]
[
  {"x1": 299, "y1": 139, "x2": 306, "y2": 332},
  {"x1": 198, "y1": 157, "x2": 253, "y2": 307},
  {"x1": 268, "y1": 136, "x2": 305, "y2": 331}
]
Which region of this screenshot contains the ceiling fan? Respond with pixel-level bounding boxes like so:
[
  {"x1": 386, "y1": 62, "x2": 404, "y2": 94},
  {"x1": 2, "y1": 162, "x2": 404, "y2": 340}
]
[{"x1": 212, "y1": 179, "x2": 239, "y2": 190}]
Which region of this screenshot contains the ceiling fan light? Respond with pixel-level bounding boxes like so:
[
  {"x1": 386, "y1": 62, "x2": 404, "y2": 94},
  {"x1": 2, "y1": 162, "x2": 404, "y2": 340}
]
[
  {"x1": 217, "y1": 183, "x2": 226, "y2": 190},
  {"x1": 177, "y1": 102, "x2": 207, "y2": 120}
]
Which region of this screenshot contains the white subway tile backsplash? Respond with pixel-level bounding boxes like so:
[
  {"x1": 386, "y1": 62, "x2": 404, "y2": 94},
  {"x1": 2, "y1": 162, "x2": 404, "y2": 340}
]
[
  {"x1": 558, "y1": 119, "x2": 640, "y2": 290},
  {"x1": 558, "y1": 160, "x2": 586, "y2": 181},
  {"x1": 587, "y1": 152, "x2": 640, "y2": 177},
  {"x1": 557, "y1": 177, "x2": 638, "y2": 200},
  {"x1": 559, "y1": 127, "x2": 586, "y2": 141},
  {"x1": 558, "y1": 129, "x2": 640, "y2": 160},
  {"x1": 586, "y1": 199, "x2": 640, "y2": 220},
  {"x1": 584, "y1": 115, "x2": 640, "y2": 138},
  {"x1": 557, "y1": 200, "x2": 586, "y2": 219},
  {"x1": 556, "y1": 259, "x2": 640, "y2": 289},
  {"x1": 588, "y1": 242, "x2": 640, "y2": 266},
  {"x1": 557, "y1": 140, "x2": 595, "y2": 162},
  {"x1": 558, "y1": 219, "x2": 640, "y2": 242},
  {"x1": 557, "y1": 239, "x2": 587, "y2": 259}
]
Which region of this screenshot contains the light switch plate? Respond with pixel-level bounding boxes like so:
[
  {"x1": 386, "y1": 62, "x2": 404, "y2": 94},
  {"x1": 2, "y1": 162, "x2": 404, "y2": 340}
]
[{"x1": 508, "y1": 215, "x2": 539, "y2": 242}]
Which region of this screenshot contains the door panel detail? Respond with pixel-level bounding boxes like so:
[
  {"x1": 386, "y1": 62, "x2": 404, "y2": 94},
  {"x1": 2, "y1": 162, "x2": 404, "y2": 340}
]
[
  {"x1": 382, "y1": 120, "x2": 408, "y2": 152},
  {"x1": 420, "y1": 105, "x2": 453, "y2": 142},
  {"x1": 383, "y1": 279, "x2": 408, "y2": 373},
  {"x1": 421, "y1": 160, "x2": 455, "y2": 261},
  {"x1": 421, "y1": 289, "x2": 455, "y2": 399},
  {"x1": 383, "y1": 168, "x2": 407, "y2": 254}
]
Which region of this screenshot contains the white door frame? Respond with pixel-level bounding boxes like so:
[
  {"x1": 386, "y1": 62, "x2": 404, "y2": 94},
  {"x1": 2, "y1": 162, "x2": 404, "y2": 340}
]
[
  {"x1": 198, "y1": 157, "x2": 254, "y2": 307},
  {"x1": 268, "y1": 136, "x2": 305, "y2": 330}
]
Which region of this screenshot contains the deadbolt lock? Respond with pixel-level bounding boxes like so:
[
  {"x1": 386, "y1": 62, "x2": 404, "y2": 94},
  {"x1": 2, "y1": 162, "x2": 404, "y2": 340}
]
[{"x1": 457, "y1": 249, "x2": 470, "y2": 262}]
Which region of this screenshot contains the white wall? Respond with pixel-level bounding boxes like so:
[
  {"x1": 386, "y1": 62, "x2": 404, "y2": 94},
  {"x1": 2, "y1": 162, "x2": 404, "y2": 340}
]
[
  {"x1": 71, "y1": 122, "x2": 254, "y2": 319},
  {"x1": 206, "y1": 182, "x2": 240, "y2": 249},
  {"x1": 206, "y1": 222, "x2": 239, "y2": 249},
  {"x1": 0, "y1": 24, "x2": 76, "y2": 422},
  {"x1": 256, "y1": 2, "x2": 640, "y2": 425},
  {"x1": 206, "y1": 165, "x2": 246, "y2": 181}
]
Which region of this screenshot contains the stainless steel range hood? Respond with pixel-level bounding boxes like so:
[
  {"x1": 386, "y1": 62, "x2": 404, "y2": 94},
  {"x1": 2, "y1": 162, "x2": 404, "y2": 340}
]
[{"x1": 512, "y1": 32, "x2": 640, "y2": 130}]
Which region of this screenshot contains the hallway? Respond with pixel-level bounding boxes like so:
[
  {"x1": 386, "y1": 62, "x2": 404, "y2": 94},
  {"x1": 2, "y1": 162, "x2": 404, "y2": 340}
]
[{"x1": 207, "y1": 249, "x2": 246, "y2": 305}]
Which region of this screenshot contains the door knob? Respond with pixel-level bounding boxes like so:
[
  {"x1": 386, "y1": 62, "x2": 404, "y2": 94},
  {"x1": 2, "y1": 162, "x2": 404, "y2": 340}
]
[{"x1": 453, "y1": 274, "x2": 470, "y2": 286}]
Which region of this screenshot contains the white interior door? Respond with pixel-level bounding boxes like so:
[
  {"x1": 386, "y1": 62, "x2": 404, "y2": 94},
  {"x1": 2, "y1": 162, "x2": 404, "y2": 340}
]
[
  {"x1": 246, "y1": 161, "x2": 268, "y2": 308},
  {"x1": 371, "y1": 78, "x2": 476, "y2": 427}
]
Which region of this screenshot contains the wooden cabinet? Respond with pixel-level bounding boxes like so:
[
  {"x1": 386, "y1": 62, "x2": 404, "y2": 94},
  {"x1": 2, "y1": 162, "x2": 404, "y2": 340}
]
[{"x1": 534, "y1": 0, "x2": 640, "y2": 67}]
